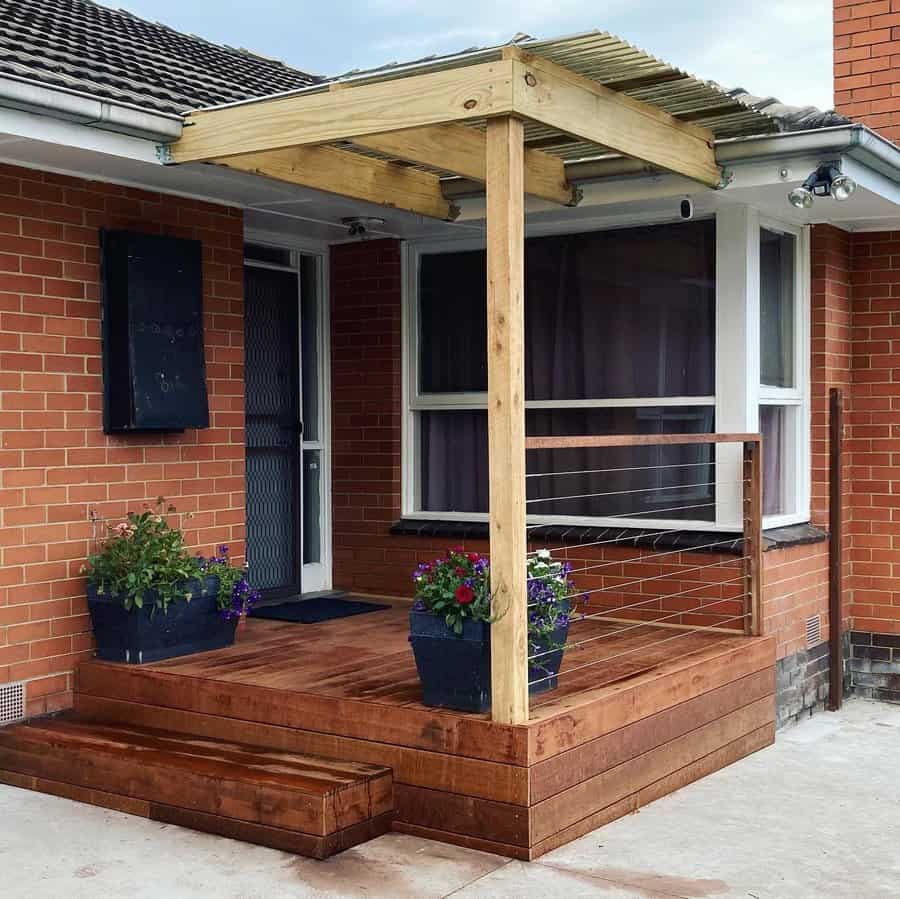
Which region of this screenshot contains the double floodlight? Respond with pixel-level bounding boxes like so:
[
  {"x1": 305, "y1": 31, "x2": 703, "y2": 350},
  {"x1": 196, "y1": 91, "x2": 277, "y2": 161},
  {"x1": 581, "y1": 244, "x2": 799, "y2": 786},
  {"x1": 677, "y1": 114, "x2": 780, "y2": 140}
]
[{"x1": 788, "y1": 164, "x2": 857, "y2": 210}]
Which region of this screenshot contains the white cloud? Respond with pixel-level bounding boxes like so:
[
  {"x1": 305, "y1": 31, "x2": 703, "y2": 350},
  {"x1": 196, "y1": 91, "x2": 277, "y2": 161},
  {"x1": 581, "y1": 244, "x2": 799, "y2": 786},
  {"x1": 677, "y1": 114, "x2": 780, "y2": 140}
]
[{"x1": 111, "y1": 0, "x2": 836, "y2": 110}]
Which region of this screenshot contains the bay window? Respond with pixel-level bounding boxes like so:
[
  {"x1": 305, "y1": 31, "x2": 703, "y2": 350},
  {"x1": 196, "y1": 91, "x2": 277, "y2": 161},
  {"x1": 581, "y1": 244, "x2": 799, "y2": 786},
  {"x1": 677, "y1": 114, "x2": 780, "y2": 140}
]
[{"x1": 403, "y1": 212, "x2": 809, "y2": 531}]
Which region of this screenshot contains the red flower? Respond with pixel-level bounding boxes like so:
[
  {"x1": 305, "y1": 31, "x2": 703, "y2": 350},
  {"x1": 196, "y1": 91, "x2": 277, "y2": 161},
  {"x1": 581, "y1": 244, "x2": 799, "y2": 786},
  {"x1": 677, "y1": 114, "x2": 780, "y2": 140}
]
[
  {"x1": 455, "y1": 584, "x2": 475, "y2": 605},
  {"x1": 454, "y1": 566, "x2": 467, "y2": 576},
  {"x1": 466, "y1": 552, "x2": 480, "y2": 563}
]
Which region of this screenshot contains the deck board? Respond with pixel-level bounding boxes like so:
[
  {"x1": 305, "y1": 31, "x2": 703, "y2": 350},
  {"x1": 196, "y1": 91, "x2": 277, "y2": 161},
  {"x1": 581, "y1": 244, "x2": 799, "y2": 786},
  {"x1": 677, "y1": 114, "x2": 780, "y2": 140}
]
[
  {"x1": 0, "y1": 715, "x2": 394, "y2": 857},
  {"x1": 69, "y1": 605, "x2": 775, "y2": 859}
]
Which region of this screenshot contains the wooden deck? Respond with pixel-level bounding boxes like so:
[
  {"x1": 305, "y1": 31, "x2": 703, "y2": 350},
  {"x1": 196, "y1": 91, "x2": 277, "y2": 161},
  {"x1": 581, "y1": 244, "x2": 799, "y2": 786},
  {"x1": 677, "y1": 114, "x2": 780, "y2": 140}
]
[{"x1": 58, "y1": 603, "x2": 776, "y2": 859}]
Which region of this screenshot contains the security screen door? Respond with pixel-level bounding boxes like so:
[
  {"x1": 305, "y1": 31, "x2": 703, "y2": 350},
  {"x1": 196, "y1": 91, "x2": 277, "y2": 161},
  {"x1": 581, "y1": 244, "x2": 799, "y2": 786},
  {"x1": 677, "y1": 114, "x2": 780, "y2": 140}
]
[{"x1": 244, "y1": 246, "x2": 326, "y2": 598}]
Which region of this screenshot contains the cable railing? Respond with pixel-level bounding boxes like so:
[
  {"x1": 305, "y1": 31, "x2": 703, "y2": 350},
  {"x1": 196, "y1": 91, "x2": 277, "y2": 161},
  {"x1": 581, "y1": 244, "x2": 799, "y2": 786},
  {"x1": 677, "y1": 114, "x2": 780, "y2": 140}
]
[{"x1": 522, "y1": 432, "x2": 763, "y2": 698}]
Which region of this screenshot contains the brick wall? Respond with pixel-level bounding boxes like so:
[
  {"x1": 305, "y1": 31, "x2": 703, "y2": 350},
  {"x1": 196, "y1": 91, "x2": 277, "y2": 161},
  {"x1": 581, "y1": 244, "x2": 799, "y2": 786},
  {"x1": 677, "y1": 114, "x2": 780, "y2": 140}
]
[
  {"x1": 330, "y1": 239, "x2": 405, "y2": 595},
  {"x1": 329, "y1": 235, "x2": 832, "y2": 655},
  {"x1": 847, "y1": 230, "x2": 900, "y2": 636},
  {"x1": 0, "y1": 163, "x2": 245, "y2": 716},
  {"x1": 834, "y1": 0, "x2": 900, "y2": 143}
]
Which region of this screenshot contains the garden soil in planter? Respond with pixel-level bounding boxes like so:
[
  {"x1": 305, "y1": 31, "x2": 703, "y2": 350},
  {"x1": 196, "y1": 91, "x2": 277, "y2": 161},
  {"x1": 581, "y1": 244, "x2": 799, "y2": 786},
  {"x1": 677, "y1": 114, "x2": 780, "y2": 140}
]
[
  {"x1": 87, "y1": 575, "x2": 237, "y2": 664},
  {"x1": 409, "y1": 610, "x2": 569, "y2": 713}
]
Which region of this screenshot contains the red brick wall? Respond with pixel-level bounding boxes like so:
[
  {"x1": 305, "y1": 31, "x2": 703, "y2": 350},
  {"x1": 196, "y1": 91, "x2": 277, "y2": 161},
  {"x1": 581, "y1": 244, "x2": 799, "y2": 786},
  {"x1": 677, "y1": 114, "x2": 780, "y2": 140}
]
[
  {"x1": 754, "y1": 226, "x2": 854, "y2": 659},
  {"x1": 834, "y1": 0, "x2": 900, "y2": 143},
  {"x1": 847, "y1": 230, "x2": 900, "y2": 635},
  {"x1": 330, "y1": 238, "x2": 405, "y2": 595},
  {"x1": 0, "y1": 164, "x2": 246, "y2": 716},
  {"x1": 328, "y1": 234, "x2": 845, "y2": 655}
]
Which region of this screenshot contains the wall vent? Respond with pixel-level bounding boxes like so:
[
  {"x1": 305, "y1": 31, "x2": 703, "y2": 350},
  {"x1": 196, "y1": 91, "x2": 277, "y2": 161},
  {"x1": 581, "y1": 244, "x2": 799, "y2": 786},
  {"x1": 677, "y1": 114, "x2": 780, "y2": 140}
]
[
  {"x1": 0, "y1": 681, "x2": 25, "y2": 727},
  {"x1": 806, "y1": 615, "x2": 822, "y2": 649}
]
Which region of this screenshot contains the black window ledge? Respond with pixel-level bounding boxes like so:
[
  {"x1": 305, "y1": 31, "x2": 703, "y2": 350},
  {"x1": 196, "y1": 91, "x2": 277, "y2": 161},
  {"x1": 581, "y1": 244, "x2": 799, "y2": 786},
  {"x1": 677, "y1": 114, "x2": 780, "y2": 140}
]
[{"x1": 389, "y1": 519, "x2": 827, "y2": 555}]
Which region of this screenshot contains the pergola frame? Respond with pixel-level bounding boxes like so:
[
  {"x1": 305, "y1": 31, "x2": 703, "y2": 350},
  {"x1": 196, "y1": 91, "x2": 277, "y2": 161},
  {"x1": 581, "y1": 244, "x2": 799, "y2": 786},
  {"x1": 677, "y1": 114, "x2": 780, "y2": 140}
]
[{"x1": 167, "y1": 44, "x2": 722, "y2": 725}]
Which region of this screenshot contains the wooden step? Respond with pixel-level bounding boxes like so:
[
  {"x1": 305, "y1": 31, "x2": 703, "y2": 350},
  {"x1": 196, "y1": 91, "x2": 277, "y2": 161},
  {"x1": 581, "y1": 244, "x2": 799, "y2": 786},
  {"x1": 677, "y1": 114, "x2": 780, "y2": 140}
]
[{"x1": 0, "y1": 714, "x2": 393, "y2": 859}]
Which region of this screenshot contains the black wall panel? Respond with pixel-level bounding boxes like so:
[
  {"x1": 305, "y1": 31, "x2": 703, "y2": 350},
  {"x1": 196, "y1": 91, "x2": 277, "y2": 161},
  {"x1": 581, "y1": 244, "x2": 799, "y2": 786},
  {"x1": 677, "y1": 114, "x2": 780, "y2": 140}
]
[{"x1": 101, "y1": 230, "x2": 209, "y2": 432}]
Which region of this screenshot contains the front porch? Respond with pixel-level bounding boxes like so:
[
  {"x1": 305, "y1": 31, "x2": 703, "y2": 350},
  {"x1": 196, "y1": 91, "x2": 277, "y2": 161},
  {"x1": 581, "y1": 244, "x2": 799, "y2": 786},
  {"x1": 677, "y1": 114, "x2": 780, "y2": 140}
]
[
  {"x1": 0, "y1": 30, "x2": 794, "y2": 861},
  {"x1": 1, "y1": 607, "x2": 774, "y2": 860}
]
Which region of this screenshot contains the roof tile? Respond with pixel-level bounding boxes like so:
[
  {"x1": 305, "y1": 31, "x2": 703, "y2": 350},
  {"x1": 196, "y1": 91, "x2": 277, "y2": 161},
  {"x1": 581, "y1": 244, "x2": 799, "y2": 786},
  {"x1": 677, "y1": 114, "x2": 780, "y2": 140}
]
[{"x1": 0, "y1": 0, "x2": 322, "y2": 114}]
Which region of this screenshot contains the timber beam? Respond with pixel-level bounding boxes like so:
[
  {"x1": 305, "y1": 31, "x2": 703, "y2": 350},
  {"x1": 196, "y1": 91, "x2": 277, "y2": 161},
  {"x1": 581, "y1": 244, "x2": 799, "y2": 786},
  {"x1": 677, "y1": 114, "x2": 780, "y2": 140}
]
[
  {"x1": 216, "y1": 145, "x2": 458, "y2": 221},
  {"x1": 169, "y1": 54, "x2": 721, "y2": 191},
  {"x1": 504, "y1": 47, "x2": 720, "y2": 188},
  {"x1": 171, "y1": 61, "x2": 516, "y2": 164},
  {"x1": 351, "y1": 124, "x2": 577, "y2": 206}
]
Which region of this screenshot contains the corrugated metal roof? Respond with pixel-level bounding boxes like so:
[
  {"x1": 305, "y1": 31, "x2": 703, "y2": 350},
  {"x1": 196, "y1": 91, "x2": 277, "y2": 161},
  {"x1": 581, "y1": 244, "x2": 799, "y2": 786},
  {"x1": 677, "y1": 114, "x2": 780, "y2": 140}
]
[
  {"x1": 327, "y1": 31, "x2": 789, "y2": 142},
  {"x1": 310, "y1": 31, "x2": 846, "y2": 178}
]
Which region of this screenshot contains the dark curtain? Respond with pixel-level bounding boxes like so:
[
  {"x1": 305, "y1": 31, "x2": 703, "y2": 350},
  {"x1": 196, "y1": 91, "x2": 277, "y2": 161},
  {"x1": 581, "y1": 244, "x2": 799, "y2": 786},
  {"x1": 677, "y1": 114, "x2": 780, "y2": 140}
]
[
  {"x1": 760, "y1": 229, "x2": 795, "y2": 389},
  {"x1": 418, "y1": 220, "x2": 717, "y2": 518}
]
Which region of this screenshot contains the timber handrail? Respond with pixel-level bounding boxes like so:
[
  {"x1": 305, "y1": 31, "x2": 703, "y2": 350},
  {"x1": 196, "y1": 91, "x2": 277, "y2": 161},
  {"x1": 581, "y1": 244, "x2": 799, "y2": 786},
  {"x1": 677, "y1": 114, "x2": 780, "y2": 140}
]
[
  {"x1": 524, "y1": 431, "x2": 765, "y2": 655},
  {"x1": 525, "y1": 432, "x2": 761, "y2": 450}
]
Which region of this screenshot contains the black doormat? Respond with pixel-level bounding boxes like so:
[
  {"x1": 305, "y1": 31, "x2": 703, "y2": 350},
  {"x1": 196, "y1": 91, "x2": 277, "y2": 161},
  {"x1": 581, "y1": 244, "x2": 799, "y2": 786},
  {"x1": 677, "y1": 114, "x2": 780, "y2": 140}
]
[{"x1": 249, "y1": 596, "x2": 391, "y2": 624}]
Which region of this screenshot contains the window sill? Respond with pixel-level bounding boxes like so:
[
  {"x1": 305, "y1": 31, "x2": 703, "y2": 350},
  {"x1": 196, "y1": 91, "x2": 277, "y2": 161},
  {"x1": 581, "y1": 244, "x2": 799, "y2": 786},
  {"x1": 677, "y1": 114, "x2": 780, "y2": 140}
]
[{"x1": 389, "y1": 518, "x2": 827, "y2": 555}]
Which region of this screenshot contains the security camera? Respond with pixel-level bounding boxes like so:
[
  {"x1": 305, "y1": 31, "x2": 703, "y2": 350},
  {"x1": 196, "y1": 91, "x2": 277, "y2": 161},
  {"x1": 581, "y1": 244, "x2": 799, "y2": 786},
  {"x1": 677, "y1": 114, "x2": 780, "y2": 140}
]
[
  {"x1": 342, "y1": 216, "x2": 386, "y2": 238},
  {"x1": 679, "y1": 198, "x2": 693, "y2": 220}
]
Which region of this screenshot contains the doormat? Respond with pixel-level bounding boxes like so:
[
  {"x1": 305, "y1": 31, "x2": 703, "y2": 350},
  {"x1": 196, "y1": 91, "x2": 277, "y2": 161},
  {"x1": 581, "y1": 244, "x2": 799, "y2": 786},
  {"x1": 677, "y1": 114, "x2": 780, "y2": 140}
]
[{"x1": 249, "y1": 596, "x2": 391, "y2": 624}]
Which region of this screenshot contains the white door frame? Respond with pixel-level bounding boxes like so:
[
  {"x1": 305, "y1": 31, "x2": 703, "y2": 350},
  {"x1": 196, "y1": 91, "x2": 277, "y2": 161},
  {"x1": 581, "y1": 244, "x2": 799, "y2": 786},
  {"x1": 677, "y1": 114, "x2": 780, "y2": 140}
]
[{"x1": 243, "y1": 229, "x2": 332, "y2": 593}]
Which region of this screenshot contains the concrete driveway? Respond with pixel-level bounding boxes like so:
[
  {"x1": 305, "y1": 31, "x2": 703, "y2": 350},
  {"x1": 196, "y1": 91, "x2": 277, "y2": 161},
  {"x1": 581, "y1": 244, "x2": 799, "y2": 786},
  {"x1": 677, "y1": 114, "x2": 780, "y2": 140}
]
[{"x1": 2, "y1": 699, "x2": 898, "y2": 898}]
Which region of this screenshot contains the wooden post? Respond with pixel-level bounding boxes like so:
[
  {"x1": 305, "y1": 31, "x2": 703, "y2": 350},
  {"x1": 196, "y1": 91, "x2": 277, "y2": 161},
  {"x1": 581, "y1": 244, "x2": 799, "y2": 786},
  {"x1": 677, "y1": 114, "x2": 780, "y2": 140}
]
[
  {"x1": 742, "y1": 439, "x2": 763, "y2": 637},
  {"x1": 486, "y1": 115, "x2": 528, "y2": 725},
  {"x1": 828, "y1": 388, "x2": 844, "y2": 711}
]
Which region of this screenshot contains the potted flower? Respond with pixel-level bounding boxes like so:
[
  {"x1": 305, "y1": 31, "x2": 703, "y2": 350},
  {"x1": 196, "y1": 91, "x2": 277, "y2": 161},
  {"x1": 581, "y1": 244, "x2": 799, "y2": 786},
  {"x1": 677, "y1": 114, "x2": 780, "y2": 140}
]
[
  {"x1": 408, "y1": 547, "x2": 577, "y2": 712},
  {"x1": 83, "y1": 500, "x2": 259, "y2": 664}
]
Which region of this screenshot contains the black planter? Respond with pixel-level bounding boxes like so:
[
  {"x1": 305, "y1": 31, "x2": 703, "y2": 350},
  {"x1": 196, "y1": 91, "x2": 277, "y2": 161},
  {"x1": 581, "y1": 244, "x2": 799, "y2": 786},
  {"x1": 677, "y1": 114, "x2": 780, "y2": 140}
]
[
  {"x1": 86, "y1": 575, "x2": 236, "y2": 664},
  {"x1": 408, "y1": 610, "x2": 570, "y2": 713}
]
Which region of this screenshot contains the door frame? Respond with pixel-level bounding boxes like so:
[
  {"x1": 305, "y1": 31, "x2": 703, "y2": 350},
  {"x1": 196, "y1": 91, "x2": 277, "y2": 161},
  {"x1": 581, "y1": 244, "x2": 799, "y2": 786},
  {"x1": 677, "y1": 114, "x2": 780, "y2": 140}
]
[{"x1": 243, "y1": 228, "x2": 333, "y2": 593}]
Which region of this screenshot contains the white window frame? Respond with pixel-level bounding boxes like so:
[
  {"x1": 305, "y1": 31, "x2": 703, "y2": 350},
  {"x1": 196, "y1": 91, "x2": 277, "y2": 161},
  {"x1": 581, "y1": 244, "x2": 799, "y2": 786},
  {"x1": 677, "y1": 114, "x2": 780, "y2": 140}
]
[
  {"x1": 757, "y1": 216, "x2": 811, "y2": 529},
  {"x1": 401, "y1": 209, "x2": 810, "y2": 533}
]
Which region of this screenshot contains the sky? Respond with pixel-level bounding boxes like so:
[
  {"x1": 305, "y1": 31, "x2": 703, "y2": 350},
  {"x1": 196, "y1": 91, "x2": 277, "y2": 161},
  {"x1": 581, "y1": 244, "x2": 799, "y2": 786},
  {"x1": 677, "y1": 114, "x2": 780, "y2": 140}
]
[{"x1": 105, "y1": 0, "x2": 834, "y2": 110}]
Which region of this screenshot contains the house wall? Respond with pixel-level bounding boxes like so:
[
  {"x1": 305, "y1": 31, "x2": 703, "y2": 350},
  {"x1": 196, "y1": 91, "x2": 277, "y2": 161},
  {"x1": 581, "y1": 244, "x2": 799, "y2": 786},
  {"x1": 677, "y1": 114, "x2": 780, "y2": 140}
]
[
  {"x1": 846, "y1": 230, "x2": 900, "y2": 636},
  {"x1": 843, "y1": 229, "x2": 900, "y2": 698},
  {"x1": 329, "y1": 234, "x2": 844, "y2": 727},
  {"x1": 834, "y1": 0, "x2": 900, "y2": 144},
  {"x1": 832, "y1": 0, "x2": 900, "y2": 700},
  {"x1": 0, "y1": 163, "x2": 246, "y2": 717},
  {"x1": 0, "y1": 175, "x2": 890, "y2": 720}
]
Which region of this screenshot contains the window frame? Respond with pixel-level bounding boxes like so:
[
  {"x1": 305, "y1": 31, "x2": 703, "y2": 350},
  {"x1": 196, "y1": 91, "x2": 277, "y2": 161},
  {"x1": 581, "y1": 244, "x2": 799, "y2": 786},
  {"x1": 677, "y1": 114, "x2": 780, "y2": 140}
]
[
  {"x1": 401, "y1": 211, "x2": 810, "y2": 532},
  {"x1": 756, "y1": 216, "x2": 811, "y2": 529}
]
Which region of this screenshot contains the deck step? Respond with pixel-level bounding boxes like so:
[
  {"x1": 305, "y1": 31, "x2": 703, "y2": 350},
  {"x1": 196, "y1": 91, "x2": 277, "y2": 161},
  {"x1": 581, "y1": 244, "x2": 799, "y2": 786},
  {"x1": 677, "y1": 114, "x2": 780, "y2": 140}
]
[{"x1": 0, "y1": 714, "x2": 393, "y2": 859}]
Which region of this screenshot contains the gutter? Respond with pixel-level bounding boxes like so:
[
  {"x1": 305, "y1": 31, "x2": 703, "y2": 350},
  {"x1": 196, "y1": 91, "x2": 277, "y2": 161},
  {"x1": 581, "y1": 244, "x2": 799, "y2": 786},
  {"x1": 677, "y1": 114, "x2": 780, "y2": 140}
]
[
  {"x1": 1, "y1": 68, "x2": 896, "y2": 190},
  {"x1": 443, "y1": 123, "x2": 900, "y2": 197},
  {"x1": 0, "y1": 73, "x2": 182, "y2": 143},
  {"x1": 714, "y1": 123, "x2": 900, "y2": 183}
]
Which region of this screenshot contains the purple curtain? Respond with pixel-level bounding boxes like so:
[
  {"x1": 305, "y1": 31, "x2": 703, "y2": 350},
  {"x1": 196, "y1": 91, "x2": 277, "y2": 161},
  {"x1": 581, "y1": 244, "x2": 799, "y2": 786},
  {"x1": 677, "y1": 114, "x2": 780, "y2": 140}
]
[{"x1": 760, "y1": 406, "x2": 785, "y2": 516}]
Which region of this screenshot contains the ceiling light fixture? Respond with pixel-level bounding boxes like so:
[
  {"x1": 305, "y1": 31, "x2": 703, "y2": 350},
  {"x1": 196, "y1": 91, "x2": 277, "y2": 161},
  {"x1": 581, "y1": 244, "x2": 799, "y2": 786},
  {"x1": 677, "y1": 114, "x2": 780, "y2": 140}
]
[
  {"x1": 788, "y1": 164, "x2": 857, "y2": 209},
  {"x1": 342, "y1": 216, "x2": 386, "y2": 238}
]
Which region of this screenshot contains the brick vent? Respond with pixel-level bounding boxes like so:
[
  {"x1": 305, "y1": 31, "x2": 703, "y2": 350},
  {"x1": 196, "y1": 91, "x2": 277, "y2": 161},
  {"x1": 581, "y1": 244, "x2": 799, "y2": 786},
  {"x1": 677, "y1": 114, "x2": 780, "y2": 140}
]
[{"x1": 0, "y1": 680, "x2": 25, "y2": 726}]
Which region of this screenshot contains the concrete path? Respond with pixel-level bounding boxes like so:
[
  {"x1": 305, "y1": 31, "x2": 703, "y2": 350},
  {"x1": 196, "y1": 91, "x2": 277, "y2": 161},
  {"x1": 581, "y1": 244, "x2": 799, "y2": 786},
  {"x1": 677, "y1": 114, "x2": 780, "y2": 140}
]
[{"x1": 1, "y1": 699, "x2": 898, "y2": 898}]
